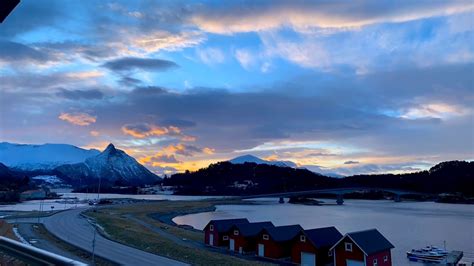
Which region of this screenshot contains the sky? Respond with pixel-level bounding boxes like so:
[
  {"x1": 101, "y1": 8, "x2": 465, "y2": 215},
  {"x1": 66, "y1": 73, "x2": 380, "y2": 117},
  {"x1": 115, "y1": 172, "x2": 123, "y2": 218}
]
[{"x1": 0, "y1": 0, "x2": 473, "y2": 176}]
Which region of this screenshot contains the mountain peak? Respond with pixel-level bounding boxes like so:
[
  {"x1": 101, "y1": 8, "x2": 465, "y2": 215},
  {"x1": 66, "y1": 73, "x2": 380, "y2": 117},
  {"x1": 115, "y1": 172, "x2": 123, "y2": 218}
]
[
  {"x1": 104, "y1": 143, "x2": 117, "y2": 153},
  {"x1": 229, "y1": 154, "x2": 296, "y2": 168}
]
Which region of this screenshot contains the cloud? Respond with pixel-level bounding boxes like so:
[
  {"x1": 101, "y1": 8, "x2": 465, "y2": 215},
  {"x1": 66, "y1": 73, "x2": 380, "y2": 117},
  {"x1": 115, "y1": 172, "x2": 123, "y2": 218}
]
[
  {"x1": 0, "y1": 41, "x2": 53, "y2": 63},
  {"x1": 190, "y1": 1, "x2": 473, "y2": 34},
  {"x1": 344, "y1": 160, "x2": 360, "y2": 165},
  {"x1": 56, "y1": 88, "x2": 103, "y2": 100},
  {"x1": 197, "y1": 47, "x2": 225, "y2": 64},
  {"x1": 121, "y1": 123, "x2": 181, "y2": 138},
  {"x1": 400, "y1": 103, "x2": 468, "y2": 119},
  {"x1": 163, "y1": 143, "x2": 214, "y2": 157},
  {"x1": 102, "y1": 57, "x2": 178, "y2": 72},
  {"x1": 234, "y1": 49, "x2": 255, "y2": 70},
  {"x1": 90, "y1": 130, "x2": 100, "y2": 137},
  {"x1": 58, "y1": 112, "x2": 96, "y2": 126},
  {"x1": 140, "y1": 154, "x2": 181, "y2": 164},
  {"x1": 129, "y1": 31, "x2": 205, "y2": 53}
]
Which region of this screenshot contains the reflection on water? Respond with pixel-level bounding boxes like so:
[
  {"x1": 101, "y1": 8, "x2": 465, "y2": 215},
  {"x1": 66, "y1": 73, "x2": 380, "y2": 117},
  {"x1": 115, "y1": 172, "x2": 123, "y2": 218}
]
[{"x1": 173, "y1": 199, "x2": 474, "y2": 265}]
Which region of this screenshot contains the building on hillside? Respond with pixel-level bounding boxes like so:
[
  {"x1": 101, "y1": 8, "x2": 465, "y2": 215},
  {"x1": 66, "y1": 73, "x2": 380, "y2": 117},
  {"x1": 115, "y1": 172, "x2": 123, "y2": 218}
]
[
  {"x1": 330, "y1": 229, "x2": 394, "y2": 266},
  {"x1": 256, "y1": 224, "x2": 303, "y2": 259},
  {"x1": 228, "y1": 221, "x2": 274, "y2": 254},
  {"x1": 291, "y1": 226, "x2": 343, "y2": 266},
  {"x1": 203, "y1": 218, "x2": 249, "y2": 247}
]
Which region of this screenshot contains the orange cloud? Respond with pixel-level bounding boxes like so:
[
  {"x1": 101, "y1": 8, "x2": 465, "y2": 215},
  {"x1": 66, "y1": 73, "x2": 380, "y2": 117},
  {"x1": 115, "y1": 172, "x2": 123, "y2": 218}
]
[
  {"x1": 139, "y1": 143, "x2": 215, "y2": 167},
  {"x1": 59, "y1": 112, "x2": 96, "y2": 126},
  {"x1": 121, "y1": 123, "x2": 177, "y2": 138},
  {"x1": 90, "y1": 130, "x2": 100, "y2": 137}
]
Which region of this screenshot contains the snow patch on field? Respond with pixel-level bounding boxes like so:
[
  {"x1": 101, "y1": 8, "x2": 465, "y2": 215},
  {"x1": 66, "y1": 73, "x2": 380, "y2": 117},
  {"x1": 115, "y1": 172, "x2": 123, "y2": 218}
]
[{"x1": 12, "y1": 227, "x2": 30, "y2": 245}]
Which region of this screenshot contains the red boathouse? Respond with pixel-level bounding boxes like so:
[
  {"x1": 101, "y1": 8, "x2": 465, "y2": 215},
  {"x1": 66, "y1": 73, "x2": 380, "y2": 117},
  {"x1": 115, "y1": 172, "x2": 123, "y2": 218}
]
[
  {"x1": 291, "y1": 226, "x2": 343, "y2": 266},
  {"x1": 256, "y1": 224, "x2": 303, "y2": 259},
  {"x1": 330, "y1": 229, "x2": 394, "y2": 266},
  {"x1": 204, "y1": 218, "x2": 249, "y2": 247},
  {"x1": 228, "y1": 221, "x2": 274, "y2": 254}
]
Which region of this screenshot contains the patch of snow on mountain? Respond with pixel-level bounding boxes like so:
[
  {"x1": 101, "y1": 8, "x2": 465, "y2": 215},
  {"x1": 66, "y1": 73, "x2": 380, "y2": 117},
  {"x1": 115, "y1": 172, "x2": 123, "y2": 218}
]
[
  {"x1": 0, "y1": 142, "x2": 100, "y2": 170},
  {"x1": 229, "y1": 154, "x2": 296, "y2": 168}
]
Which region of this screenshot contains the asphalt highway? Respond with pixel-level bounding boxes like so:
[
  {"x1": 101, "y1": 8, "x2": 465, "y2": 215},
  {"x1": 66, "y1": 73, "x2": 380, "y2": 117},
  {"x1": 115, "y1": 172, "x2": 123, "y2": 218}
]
[{"x1": 14, "y1": 208, "x2": 187, "y2": 266}]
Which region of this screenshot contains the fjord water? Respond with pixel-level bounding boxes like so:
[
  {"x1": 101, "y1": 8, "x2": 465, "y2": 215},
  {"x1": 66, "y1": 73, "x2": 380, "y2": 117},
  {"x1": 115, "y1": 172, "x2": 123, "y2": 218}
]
[{"x1": 173, "y1": 199, "x2": 474, "y2": 265}]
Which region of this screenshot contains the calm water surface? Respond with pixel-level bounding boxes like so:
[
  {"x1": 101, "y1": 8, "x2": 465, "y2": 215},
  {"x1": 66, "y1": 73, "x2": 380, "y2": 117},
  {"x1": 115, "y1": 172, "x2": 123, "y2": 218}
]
[
  {"x1": 173, "y1": 199, "x2": 474, "y2": 265},
  {"x1": 0, "y1": 192, "x2": 224, "y2": 212}
]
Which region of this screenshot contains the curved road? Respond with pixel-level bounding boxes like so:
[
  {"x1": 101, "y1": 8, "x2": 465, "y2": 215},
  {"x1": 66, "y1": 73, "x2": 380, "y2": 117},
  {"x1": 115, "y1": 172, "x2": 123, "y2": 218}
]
[{"x1": 17, "y1": 208, "x2": 186, "y2": 266}]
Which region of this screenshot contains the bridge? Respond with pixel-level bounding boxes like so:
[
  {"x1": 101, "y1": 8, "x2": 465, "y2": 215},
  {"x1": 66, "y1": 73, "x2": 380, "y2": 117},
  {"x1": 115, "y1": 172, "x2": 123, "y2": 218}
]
[{"x1": 240, "y1": 187, "x2": 430, "y2": 205}]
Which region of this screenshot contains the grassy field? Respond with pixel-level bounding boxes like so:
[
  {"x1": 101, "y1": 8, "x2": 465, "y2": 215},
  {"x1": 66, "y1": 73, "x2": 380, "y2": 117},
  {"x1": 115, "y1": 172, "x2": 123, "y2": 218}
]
[{"x1": 85, "y1": 199, "x2": 274, "y2": 265}]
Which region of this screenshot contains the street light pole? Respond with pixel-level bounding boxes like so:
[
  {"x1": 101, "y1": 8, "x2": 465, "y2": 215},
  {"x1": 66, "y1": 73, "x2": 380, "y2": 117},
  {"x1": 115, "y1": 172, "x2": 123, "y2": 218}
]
[{"x1": 92, "y1": 227, "x2": 96, "y2": 265}]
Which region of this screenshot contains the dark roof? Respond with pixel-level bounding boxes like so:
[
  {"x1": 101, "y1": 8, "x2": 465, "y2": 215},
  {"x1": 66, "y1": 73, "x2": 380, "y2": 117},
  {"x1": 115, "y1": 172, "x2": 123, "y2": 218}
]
[
  {"x1": 304, "y1": 227, "x2": 343, "y2": 248},
  {"x1": 234, "y1": 222, "x2": 274, "y2": 237},
  {"x1": 265, "y1": 225, "x2": 303, "y2": 242},
  {"x1": 206, "y1": 218, "x2": 249, "y2": 232},
  {"x1": 347, "y1": 229, "x2": 394, "y2": 255}
]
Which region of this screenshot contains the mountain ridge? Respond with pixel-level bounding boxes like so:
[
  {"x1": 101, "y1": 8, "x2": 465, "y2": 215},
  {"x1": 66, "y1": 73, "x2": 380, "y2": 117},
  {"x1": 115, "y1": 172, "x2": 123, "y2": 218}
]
[
  {"x1": 164, "y1": 160, "x2": 474, "y2": 196},
  {"x1": 55, "y1": 143, "x2": 160, "y2": 185},
  {"x1": 229, "y1": 154, "x2": 297, "y2": 167},
  {"x1": 0, "y1": 142, "x2": 100, "y2": 170}
]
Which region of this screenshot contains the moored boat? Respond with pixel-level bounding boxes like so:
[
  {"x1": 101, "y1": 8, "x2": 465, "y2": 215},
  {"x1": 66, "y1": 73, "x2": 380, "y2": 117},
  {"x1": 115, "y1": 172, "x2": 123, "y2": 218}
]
[{"x1": 407, "y1": 245, "x2": 448, "y2": 263}]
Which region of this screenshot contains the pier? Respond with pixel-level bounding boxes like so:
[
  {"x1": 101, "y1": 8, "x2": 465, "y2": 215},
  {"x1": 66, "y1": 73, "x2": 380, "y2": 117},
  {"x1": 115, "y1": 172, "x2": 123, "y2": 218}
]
[{"x1": 435, "y1": 251, "x2": 464, "y2": 266}]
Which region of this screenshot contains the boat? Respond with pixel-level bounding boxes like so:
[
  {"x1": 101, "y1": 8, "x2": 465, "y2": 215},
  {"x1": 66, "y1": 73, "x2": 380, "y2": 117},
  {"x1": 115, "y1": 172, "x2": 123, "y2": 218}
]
[{"x1": 407, "y1": 245, "x2": 449, "y2": 263}]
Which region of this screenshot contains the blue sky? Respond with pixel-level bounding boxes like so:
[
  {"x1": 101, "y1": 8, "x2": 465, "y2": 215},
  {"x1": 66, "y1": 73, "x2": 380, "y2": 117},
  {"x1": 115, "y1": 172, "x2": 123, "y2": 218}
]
[{"x1": 0, "y1": 0, "x2": 473, "y2": 175}]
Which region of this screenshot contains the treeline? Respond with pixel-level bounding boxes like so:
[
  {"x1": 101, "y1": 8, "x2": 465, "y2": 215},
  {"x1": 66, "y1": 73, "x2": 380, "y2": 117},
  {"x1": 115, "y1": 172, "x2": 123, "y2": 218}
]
[
  {"x1": 0, "y1": 163, "x2": 34, "y2": 202},
  {"x1": 163, "y1": 160, "x2": 474, "y2": 196}
]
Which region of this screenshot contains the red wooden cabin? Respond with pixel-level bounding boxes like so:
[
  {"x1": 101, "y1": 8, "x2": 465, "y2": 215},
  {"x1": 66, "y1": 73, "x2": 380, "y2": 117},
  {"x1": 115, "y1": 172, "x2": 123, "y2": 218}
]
[
  {"x1": 256, "y1": 224, "x2": 303, "y2": 259},
  {"x1": 203, "y1": 218, "x2": 249, "y2": 247},
  {"x1": 291, "y1": 226, "x2": 342, "y2": 266},
  {"x1": 228, "y1": 221, "x2": 274, "y2": 254},
  {"x1": 330, "y1": 229, "x2": 394, "y2": 266}
]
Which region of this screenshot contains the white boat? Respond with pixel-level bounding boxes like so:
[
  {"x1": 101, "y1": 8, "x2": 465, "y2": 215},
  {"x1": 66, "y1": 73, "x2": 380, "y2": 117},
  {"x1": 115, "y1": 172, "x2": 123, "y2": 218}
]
[{"x1": 407, "y1": 245, "x2": 448, "y2": 263}]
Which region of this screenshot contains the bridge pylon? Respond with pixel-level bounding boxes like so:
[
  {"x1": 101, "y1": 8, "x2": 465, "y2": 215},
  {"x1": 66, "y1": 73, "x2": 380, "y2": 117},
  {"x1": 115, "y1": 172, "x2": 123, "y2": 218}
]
[
  {"x1": 394, "y1": 194, "x2": 402, "y2": 202},
  {"x1": 336, "y1": 194, "x2": 344, "y2": 205},
  {"x1": 279, "y1": 197, "x2": 285, "y2": 204}
]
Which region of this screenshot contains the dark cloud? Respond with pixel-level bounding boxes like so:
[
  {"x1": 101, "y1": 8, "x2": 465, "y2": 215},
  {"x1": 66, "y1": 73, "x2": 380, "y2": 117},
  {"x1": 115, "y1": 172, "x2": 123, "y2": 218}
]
[
  {"x1": 119, "y1": 76, "x2": 142, "y2": 87},
  {"x1": 81, "y1": 62, "x2": 473, "y2": 156},
  {"x1": 0, "y1": 41, "x2": 52, "y2": 63},
  {"x1": 147, "y1": 154, "x2": 181, "y2": 164},
  {"x1": 56, "y1": 88, "x2": 103, "y2": 100},
  {"x1": 102, "y1": 57, "x2": 178, "y2": 72},
  {"x1": 344, "y1": 160, "x2": 359, "y2": 165}
]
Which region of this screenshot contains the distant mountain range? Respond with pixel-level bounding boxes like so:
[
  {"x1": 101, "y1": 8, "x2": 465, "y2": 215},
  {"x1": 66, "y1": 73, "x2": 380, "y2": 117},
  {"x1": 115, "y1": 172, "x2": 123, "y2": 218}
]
[
  {"x1": 0, "y1": 142, "x2": 160, "y2": 186},
  {"x1": 228, "y1": 154, "x2": 343, "y2": 177},
  {"x1": 229, "y1": 154, "x2": 297, "y2": 168},
  {"x1": 164, "y1": 160, "x2": 474, "y2": 196},
  {"x1": 0, "y1": 142, "x2": 100, "y2": 170}
]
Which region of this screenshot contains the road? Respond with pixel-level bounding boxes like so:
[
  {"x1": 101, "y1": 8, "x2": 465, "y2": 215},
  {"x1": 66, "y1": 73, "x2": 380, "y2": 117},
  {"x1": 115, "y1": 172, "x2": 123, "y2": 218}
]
[{"x1": 13, "y1": 208, "x2": 187, "y2": 266}]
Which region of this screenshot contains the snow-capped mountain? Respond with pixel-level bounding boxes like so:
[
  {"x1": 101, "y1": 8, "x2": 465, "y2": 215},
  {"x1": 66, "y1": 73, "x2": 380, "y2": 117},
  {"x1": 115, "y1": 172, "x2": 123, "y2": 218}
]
[
  {"x1": 229, "y1": 154, "x2": 297, "y2": 168},
  {"x1": 0, "y1": 142, "x2": 100, "y2": 170},
  {"x1": 55, "y1": 143, "x2": 160, "y2": 185}
]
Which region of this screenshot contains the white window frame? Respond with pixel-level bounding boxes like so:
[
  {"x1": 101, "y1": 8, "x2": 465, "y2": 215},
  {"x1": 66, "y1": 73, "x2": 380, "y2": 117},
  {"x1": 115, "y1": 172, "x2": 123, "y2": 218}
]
[
  {"x1": 209, "y1": 225, "x2": 214, "y2": 231},
  {"x1": 384, "y1": 255, "x2": 388, "y2": 262},
  {"x1": 263, "y1": 234, "x2": 269, "y2": 240},
  {"x1": 234, "y1": 230, "x2": 239, "y2": 236},
  {"x1": 223, "y1": 235, "x2": 229, "y2": 240},
  {"x1": 345, "y1": 242, "x2": 353, "y2": 252},
  {"x1": 300, "y1": 235, "x2": 306, "y2": 242},
  {"x1": 373, "y1": 258, "x2": 378, "y2": 266}
]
